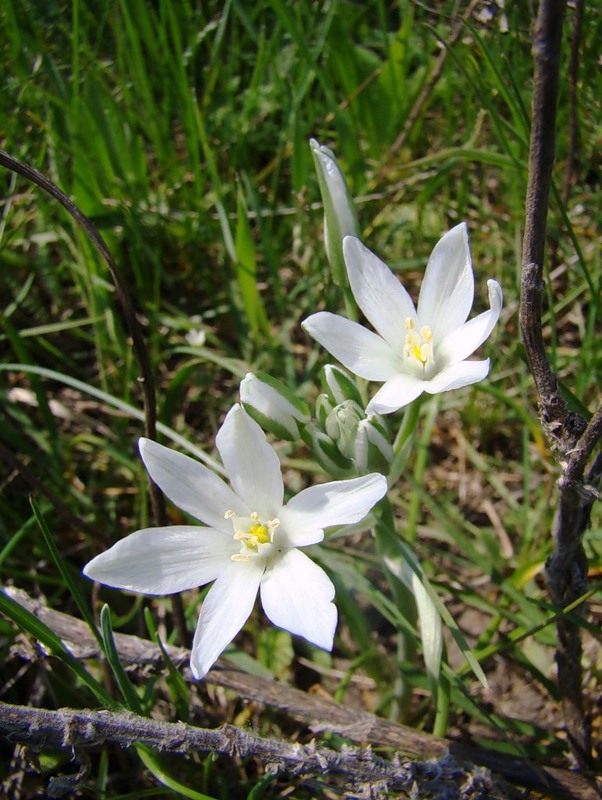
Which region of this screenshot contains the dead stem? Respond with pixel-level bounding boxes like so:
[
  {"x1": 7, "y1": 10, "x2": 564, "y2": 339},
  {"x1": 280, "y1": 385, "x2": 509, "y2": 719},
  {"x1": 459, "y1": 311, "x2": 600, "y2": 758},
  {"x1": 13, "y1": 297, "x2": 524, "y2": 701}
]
[{"x1": 519, "y1": 0, "x2": 600, "y2": 772}]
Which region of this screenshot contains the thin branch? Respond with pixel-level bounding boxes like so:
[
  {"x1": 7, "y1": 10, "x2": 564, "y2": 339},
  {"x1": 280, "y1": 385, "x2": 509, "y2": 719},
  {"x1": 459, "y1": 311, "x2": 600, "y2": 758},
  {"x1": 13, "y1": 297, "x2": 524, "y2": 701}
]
[
  {"x1": 565, "y1": 403, "x2": 602, "y2": 485},
  {"x1": 519, "y1": 0, "x2": 600, "y2": 772},
  {"x1": 0, "y1": 150, "x2": 165, "y2": 529},
  {"x1": 519, "y1": 0, "x2": 577, "y2": 449},
  {"x1": 0, "y1": 151, "x2": 191, "y2": 648},
  {"x1": 4, "y1": 587, "x2": 599, "y2": 800},
  {"x1": 1, "y1": 702, "x2": 443, "y2": 799}
]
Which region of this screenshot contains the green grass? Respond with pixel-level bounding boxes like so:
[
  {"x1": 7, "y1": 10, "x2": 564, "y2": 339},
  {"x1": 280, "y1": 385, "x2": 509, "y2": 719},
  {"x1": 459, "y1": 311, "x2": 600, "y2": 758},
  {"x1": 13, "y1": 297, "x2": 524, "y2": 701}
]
[{"x1": 1, "y1": 1, "x2": 601, "y2": 797}]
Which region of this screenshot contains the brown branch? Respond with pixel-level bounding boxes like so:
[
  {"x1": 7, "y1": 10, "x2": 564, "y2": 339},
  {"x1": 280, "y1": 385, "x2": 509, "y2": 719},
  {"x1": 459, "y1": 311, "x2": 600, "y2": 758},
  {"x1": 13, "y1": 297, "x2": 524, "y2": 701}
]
[
  {"x1": 1, "y1": 702, "x2": 452, "y2": 799},
  {"x1": 3, "y1": 587, "x2": 599, "y2": 800},
  {"x1": 0, "y1": 151, "x2": 192, "y2": 649},
  {"x1": 519, "y1": 0, "x2": 600, "y2": 772},
  {"x1": 519, "y1": 0, "x2": 575, "y2": 447},
  {"x1": 0, "y1": 150, "x2": 165, "y2": 529}
]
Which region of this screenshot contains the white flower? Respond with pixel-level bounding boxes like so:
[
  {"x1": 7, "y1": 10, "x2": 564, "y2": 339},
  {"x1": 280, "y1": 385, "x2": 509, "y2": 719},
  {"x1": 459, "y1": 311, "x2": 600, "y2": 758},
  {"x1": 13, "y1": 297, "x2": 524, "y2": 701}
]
[
  {"x1": 302, "y1": 224, "x2": 503, "y2": 414},
  {"x1": 84, "y1": 404, "x2": 387, "y2": 679}
]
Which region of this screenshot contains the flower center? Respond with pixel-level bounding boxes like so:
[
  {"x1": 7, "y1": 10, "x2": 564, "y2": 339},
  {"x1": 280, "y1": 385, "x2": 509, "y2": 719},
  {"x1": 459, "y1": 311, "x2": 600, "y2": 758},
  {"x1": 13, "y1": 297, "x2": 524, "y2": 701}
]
[
  {"x1": 225, "y1": 510, "x2": 280, "y2": 562},
  {"x1": 403, "y1": 318, "x2": 434, "y2": 370}
]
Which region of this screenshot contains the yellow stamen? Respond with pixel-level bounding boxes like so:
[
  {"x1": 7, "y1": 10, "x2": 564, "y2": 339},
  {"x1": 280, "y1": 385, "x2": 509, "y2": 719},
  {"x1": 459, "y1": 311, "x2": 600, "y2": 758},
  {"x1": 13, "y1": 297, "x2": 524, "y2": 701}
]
[
  {"x1": 403, "y1": 319, "x2": 434, "y2": 368},
  {"x1": 228, "y1": 511, "x2": 278, "y2": 562}
]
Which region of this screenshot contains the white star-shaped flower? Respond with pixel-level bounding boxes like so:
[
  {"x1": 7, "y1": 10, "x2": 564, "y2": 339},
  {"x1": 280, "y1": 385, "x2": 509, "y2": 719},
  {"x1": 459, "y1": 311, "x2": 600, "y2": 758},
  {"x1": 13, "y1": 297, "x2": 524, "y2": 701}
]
[
  {"x1": 303, "y1": 223, "x2": 503, "y2": 414},
  {"x1": 84, "y1": 404, "x2": 387, "y2": 679}
]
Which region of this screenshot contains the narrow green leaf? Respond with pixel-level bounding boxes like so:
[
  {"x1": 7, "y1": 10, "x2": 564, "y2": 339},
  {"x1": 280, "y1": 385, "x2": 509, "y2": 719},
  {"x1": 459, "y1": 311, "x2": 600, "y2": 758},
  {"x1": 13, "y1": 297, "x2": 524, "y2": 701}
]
[
  {"x1": 100, "y1": 604, "x2": 143, "y2": 714},
  {"x1": 31, "y1": 495, "x2": 104, "y2": 650},
  {"x1": 137, "y1": 746, "x2": 218, "y2": 800},
  {"x1": 0, "y1": 588, "x2": 115, "y2": 707}
]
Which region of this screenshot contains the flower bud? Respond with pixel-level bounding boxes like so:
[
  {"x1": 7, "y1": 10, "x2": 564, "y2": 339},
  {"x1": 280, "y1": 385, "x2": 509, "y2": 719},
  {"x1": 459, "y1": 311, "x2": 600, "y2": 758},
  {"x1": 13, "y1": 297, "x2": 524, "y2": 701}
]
[
  {"x1": 310, "y1": 138, "x2": 359, "y2": 287},
  {"x1": 352, "y1": 415, "x2": 394, "y2": 475},
  {"x1": 324, "y1": 400, "x2": 364, "y2": 459},
  {"x1": 311, "y1": 429, "x2": 353, "y2": 477},
  {"x1": 315, "y1": 393, "x2": 334, "y2": 430},
  {"x1": 240, "y1": 372, "x2": 310, "y2": 441},
  {"x1": 321, "y1": 364, "x2": 363, "y2": 407}
]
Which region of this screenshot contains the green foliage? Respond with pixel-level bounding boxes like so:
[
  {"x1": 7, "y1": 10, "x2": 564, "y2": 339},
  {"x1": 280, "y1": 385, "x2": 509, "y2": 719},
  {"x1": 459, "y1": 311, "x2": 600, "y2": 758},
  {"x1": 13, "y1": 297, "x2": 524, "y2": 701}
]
[{"x1": 0, "y1": 0, "x2": 600, "y2": 797}]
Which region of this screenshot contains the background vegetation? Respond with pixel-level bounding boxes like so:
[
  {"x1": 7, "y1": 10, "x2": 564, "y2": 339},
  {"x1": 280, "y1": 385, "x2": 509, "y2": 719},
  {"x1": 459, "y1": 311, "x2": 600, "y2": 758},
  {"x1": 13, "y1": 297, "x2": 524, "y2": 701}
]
[{"x1": 0, "y1": 0, "x2": 600, "y2": 797}]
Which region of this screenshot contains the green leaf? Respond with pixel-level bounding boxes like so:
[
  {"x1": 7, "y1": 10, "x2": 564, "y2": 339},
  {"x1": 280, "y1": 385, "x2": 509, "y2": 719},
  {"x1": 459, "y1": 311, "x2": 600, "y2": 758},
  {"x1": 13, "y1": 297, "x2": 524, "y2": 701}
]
[
  {"x1": 31, "y1": 495, "x2": 104, "y2": 650},
  {"x1": 0, "y1": 588, "x2": 115, "y2": 707},
  {"x1": 100, "y1": 604, "x2": 143, "y2": 714}
]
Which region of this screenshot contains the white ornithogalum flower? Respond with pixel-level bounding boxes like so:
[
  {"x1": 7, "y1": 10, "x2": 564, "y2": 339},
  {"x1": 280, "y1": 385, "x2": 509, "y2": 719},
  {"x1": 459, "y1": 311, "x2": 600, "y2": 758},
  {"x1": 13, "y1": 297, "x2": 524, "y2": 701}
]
[
  {"x1": 84, "y1": 404, "x2": 387, "y2": 679},
  {"x1": 302, "y1": 223, "x2": 503, "y2": 414}
]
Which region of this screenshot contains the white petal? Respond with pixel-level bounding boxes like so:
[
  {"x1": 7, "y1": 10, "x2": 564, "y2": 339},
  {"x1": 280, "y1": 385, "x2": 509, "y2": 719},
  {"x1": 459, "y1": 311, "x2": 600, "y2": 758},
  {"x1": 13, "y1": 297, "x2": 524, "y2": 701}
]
[
  {"x1": 436, "y1": 279, "x2": 503, "y2": 366},
  {"x1": 343, "y1": 236, "x2": 416, "y2": 348},
  {"x1": 366, "y1": 373, "x2": 427, "y2": 414},
  {"x1": 139, "y1": 438, "x2": 246, "y2": 530},
  {"x1": 260, "y1": 549, "x2": 337, "y2": 650},
  {"x1": 216, "y1": 405, "x2": 283, "y2": 517},
  {"x1": 190, "y1": 559, "x2": 264, "y2": 679},
  {"x1": 302, "y1": 312, "x2": 399, "y2": 381},
  {"x1": 417, "y1": 223, "x2": 475, "y2": 340},
  {"x1": 83, "y1": 526, "x2": 235, "y2": 595},
  {"x1": 424, "y1": 359, "x2": 491, "y2": 393},
  {"x1": 279, "y1": 474, "x2": 387, "y2": 546}
]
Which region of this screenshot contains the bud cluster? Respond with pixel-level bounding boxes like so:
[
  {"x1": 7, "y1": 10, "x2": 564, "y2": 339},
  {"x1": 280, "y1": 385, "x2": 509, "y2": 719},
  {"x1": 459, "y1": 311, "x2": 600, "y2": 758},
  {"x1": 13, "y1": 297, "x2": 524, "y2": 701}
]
[{"x1": 313, "y1": 366, "x2": 393, "y2": 476}]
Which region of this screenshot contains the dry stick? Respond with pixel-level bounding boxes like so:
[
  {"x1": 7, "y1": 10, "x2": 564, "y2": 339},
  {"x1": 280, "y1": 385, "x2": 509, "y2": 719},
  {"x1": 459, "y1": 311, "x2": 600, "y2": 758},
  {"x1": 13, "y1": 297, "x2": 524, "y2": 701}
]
[
  {"x1": 0, "y1": 151, "x2": 191, "y2": 648},
  {"x1": 0, "y1": 703, "x2": 404, "y2": 796},
  {"x1": 519, "y1": 0, "x2": 600, "y2": 773},
  {"x1": 0, "y1": 150, "x2": 160, "y2": 520},
  {"x1": 4, "y1": 588, "x2": 599, "y2": 800}
]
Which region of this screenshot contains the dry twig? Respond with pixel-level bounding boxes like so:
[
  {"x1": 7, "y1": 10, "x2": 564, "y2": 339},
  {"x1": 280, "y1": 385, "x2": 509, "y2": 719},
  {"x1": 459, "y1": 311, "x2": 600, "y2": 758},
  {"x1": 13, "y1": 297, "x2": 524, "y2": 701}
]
[{"x1": 519, "y1": 0, "x2": 601, "y2": 772}]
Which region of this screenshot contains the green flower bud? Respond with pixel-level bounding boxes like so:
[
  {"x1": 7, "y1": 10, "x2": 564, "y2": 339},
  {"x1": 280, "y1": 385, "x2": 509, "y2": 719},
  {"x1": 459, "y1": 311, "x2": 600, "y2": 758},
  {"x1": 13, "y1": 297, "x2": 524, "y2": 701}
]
[
  {"x1": 240, "y1": 372, "x2": 310, "y2": 441},
  {"x1": 352, "y1": 415, "x2": 394, "y2": 475},
  {"x1": 311, "y1": 429, "x2": 353, "y2": 477},
  {"x1": 321, "y1": 364, "x2": 363, "y2": 407},
  {"x1": 325, "y1": 400, "x2": 364, "y2": 459},
  {"x1": 315, "y1": 393, "x2": 334, "y2": 430},
  {"x1": 310, "y1": 138, "x2": 360, "y2": 287}
]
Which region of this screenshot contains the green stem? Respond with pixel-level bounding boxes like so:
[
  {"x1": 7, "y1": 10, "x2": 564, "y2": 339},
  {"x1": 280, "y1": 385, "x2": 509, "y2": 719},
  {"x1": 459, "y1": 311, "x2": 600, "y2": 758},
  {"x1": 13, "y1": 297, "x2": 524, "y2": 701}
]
[
  {"x1": 432, "y1": 649, "x2": 451, "y2": 738},
  {"x1": 405, "y1": 397, "x2": 439, "y2": 544},
  {"x1": 373, "y1": 499, "x2": 418, "y2": 722},
  {"x1": 388, "y1": 395, "x2": 423, "y2": 486}
]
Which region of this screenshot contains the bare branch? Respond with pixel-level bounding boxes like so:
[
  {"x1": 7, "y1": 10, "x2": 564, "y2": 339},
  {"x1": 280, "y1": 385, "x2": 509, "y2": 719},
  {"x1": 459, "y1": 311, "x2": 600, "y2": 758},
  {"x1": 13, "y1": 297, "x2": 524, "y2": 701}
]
[
  {"x1": 0, "y1": 150, "x2": 165, "y2": 529},
  {"x1": 0, "y1": 701, "x2": 440, "y2": 799},
  {"x1": 519, "y1": 0, "x2": 578, "y2": 450},
  {"x1": 0, "y1": 151, "x2": 194, "y2": 648},
  {"x1": 519, "y1": 0, "x2": 600, "y2": 771},
  {"x1": 3, "y1": 587, "x2": 599, "y2": 800}
]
